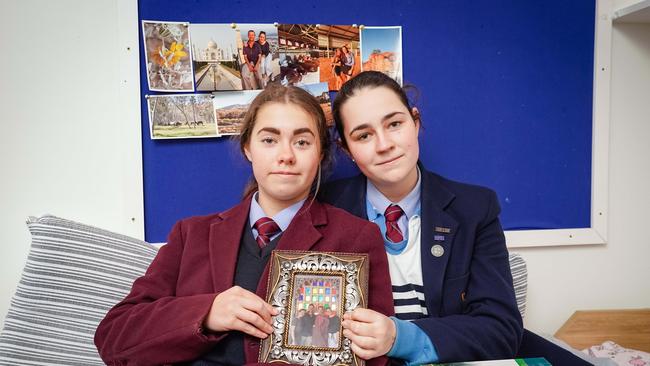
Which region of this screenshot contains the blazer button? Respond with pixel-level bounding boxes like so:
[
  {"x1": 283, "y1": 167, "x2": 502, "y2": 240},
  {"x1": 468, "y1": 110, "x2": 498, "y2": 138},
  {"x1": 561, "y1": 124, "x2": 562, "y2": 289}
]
[{"x1": 431, "y1": 244, "x2": 444, "y2": 257}]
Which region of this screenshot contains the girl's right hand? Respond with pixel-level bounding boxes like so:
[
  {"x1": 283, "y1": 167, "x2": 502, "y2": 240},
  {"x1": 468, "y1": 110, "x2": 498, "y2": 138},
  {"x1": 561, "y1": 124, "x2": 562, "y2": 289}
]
[{"x1": 204, "y1": 286, "x2": 278, "y2": 338}]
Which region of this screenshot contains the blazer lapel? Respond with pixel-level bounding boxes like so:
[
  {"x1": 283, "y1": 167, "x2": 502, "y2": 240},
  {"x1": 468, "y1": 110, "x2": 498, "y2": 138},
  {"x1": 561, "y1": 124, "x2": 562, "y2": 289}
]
[
  {"x1": 329, "y1": 174, "x2": 368, "y2": 219},
  {"x1": 420, "y1": 167, "x2": 459, "y2": 317},
  {"x1": 254, "y1": 199, "x2": 327, "y2": 299},
  {"x1": 207, "y1": 196, "x2": 251, "y2": 293},
  {"x1": 344, "y1": 175, "x2": 368, "y2": 219}
]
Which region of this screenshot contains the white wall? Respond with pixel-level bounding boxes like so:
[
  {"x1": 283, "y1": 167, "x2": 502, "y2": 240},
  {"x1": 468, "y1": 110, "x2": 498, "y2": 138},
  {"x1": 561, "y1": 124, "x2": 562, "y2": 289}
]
[
  {"x1": 519, "y1": 22, "x2": 650, "y2": 335},
  {"x1": 0, "y1": 0, "x2": 143, "y2": 326}
]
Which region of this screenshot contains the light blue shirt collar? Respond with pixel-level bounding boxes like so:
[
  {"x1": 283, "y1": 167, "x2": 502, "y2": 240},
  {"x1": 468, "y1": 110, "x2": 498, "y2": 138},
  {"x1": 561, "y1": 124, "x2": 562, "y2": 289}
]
[
  {"x1": 365, "y1": 169, "x2": 421, "y2": 255},
  {"x1": 366, "y1": 167, "x2": 422, "y2": 221},
  {"x1": 249, "y1": 192, "x2": 306, "y2": 239}
]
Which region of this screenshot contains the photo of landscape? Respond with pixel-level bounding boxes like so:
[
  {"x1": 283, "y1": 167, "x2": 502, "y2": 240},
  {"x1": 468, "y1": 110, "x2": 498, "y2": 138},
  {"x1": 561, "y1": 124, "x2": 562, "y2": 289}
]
[
  {"x1": 189, "y1": 23, "x2": 243, "y2": 91},
  {"x1": 213, "y1": 90, "x2": 262, "y2": 135},
  {"x1": 360, "y1": 26, "x2": 403, "y2": 85},
  {"x1": 147, "y1": 94, "x2": 218, "y2": 139}
]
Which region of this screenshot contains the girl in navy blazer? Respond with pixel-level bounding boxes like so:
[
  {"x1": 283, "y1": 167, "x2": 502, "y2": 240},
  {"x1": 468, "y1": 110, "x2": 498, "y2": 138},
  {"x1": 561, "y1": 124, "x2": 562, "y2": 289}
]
[
  {"x1": 322, "y1": 71, "x2": 592, "y2": 365},
  {"x1": 95, "y1": 84, "x2": 394, "y2": 365},
  {"x1": 320, "y1": 71, "x2": 524, "y2": 364}
]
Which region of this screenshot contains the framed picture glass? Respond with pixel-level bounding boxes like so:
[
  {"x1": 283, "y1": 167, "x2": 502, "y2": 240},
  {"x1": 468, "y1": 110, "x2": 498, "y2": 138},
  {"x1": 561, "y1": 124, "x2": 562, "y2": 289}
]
[{"x1": 259, "y1": 250, "x2": 369, "y2": 366}]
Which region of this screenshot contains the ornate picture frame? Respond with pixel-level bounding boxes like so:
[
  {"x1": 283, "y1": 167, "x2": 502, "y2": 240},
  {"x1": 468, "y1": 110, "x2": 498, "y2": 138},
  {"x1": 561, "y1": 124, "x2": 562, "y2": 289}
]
[{"x1": 259, "y1": 250, "x2": 369, "y2": 366}]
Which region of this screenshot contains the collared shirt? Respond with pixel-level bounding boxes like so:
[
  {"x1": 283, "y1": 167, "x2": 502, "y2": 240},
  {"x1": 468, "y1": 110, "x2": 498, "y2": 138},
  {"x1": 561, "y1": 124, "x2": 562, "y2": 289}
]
[
  {"x1": 366, "y1": 168, "x2": 422, "y2": 240},
  {"x1": 243, "y1": 41, "x2": 261, "y2": 65},
  {"x1": 249, "y1": 191, "x2": 306, "y2": 241},
  {"x1": 364, "y1": 170, "x2": 438, "y2": 364},
  {"x1": 366, "y1": 168, "x2": 422, "y2": 255},
  {"x1": 365, "y1": 170, "x2": 427, "y2": 319}
]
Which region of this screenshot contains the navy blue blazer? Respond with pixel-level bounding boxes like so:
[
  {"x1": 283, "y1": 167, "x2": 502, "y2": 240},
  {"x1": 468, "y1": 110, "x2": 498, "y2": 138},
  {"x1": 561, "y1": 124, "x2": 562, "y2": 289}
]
[{"x1": 320, "y1": 164, "x2": 524, "y2": 362}]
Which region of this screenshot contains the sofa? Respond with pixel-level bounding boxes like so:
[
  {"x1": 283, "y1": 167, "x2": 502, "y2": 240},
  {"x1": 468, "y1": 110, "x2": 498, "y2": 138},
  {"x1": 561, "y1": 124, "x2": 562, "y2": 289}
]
[{"x1": 0, "y1": 214, "x2": 531, "y2": 365}]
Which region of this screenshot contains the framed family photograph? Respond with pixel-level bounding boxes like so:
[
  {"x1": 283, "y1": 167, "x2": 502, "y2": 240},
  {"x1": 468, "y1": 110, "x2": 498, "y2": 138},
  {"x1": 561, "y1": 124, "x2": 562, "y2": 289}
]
[{"x1": 259, "y1": 250, "x2": 369, "y2": 366}]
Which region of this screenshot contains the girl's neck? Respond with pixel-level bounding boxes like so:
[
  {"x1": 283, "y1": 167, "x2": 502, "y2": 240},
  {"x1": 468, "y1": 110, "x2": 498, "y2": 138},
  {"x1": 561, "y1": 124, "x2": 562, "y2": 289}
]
[
  {"x1": 257, "y1": 191, "x2": 309, "y2": 217},
  {"x1": 372, "y1": 166, "x2": 418, "y2": 203}
]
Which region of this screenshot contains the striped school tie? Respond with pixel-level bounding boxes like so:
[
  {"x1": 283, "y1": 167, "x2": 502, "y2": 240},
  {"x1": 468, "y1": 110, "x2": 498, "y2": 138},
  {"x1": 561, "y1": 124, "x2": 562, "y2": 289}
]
[
  {"x1": 384, "y1": 204, "x2": 405, "y2": 243},
  {"x1": 253, "y1": 217, "x2": 281, "y2": 248}
]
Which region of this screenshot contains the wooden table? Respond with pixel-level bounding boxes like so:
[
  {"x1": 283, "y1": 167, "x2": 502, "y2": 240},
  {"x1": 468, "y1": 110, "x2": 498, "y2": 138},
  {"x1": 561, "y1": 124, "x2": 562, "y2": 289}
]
[{"x1": 554, "y1": 309, "x2": 650, "y2": 352}]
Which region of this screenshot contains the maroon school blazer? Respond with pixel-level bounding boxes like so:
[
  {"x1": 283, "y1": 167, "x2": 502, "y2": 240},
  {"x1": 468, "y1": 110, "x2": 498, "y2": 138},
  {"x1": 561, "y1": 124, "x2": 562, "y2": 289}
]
[{"x1": 94, "y1": 196, "x2": 394, "y2": 365}]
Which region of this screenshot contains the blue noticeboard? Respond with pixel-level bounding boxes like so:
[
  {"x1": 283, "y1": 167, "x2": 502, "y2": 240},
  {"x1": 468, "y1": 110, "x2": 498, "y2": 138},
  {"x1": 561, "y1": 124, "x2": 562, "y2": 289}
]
[{"x1": 139, "y1": 0, "x2": 595, "y2": 243}]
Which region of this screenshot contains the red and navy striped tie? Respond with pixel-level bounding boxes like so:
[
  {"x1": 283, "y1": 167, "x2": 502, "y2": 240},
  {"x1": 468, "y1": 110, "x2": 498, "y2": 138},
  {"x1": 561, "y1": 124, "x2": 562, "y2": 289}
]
[
  {"x1": 384, "y1": 204, "x2": 405, "y2": 243},
  {"x1": 253, "y1": 217, "x2": 281, "y2": 248}
]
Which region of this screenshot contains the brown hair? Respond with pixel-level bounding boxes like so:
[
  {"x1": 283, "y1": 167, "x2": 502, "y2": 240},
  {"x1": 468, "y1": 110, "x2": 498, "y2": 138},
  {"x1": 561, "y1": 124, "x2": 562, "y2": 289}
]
[
  {"x1": 239, "y1": 83, "x2": 332, "y2": 198},
  {"x1": 332, "y1": 71, "x2": 419, "y2": 148}
]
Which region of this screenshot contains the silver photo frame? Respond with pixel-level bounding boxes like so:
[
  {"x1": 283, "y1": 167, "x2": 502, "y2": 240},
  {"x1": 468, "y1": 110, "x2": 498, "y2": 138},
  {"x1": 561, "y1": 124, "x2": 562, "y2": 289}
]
[{"x1": 259, "y1": 250, "x2": 369, "y2": 366}]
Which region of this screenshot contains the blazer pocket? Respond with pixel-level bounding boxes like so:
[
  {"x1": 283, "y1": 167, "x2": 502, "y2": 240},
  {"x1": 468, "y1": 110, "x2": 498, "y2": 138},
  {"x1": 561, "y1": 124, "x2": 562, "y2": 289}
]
[{"x1": 441, "y1": 272, "x2": 469, "y2": 315}]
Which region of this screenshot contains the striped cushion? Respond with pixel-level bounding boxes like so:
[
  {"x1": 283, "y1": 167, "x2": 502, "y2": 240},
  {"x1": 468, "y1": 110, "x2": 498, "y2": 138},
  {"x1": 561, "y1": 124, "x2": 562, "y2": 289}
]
[
  {"x1": 509, "y1": 252, "x2": 528, "y2": 319},
  {"x1": 0, "y1": 215, "x2": 157, "y2": 365}
]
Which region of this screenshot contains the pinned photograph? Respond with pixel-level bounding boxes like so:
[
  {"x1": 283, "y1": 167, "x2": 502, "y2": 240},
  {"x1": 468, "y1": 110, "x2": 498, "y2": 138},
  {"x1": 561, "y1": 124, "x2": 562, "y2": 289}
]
[
  {"x1": 142, "y1": 21, "x2": 194, "y2": 92},
  {"x1": 147, "y1": 94, "x2": 218, "y2": 139},
  {"x1": 213, "y1": 90, "x2": 262, "y2": 135},
  {"x1": 189, "y1": 24, "x2": 243, "y2": 91},
  {"x1": 361, "y1": 26, "x2": 403, "y2": 85},
  {"x1": 317, "y1": 25, "x2": 360, "y2": 91},
  {"x1": 237, "y1": 24, "x2": 280, "y2": 90},
  {"x1": 278, "y1": 24, "x2": 320, "y2": 86},
  {"x1": 259, "y1": 250, "x2": 369, "y2": 366},
  {"x1": 299, "y1": 82, "x2": 333, "y2": 126}
]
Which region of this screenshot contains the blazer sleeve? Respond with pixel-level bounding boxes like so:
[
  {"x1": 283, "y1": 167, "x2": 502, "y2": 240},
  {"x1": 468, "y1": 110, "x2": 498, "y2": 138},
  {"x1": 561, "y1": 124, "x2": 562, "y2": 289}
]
[
  {"x1": 413, "y1": 190, "x2": 523, "y2": 362},
  {"x1": 94, "y1": 220, "x2": 225, "y2": 365},
  {"x1": 355, "y1": 222, "x2": 395, "y2": 366}
]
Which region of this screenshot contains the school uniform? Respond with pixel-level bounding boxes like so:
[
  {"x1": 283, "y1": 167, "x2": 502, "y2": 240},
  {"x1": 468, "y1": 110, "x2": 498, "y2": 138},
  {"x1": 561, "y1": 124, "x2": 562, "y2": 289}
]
[
  {"x1": 94, "y1": 194, "x2": 394, "y2": 366},
  {"x1": 321, "y1": 162, "x2": 593, "y2": 365},
  {"x1": 320, "y1": 163, "x2": 523, "y2": 363}
]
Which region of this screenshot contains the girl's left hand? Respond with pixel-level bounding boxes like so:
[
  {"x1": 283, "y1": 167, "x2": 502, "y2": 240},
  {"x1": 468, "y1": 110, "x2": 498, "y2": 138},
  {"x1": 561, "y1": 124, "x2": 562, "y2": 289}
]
[{"x1": 341, "y1": 308, "x2": 396, "y2": 360}]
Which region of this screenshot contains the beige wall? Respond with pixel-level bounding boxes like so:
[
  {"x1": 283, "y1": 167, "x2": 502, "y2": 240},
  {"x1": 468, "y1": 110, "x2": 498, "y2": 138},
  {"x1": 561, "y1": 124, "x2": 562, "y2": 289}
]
[{"x1": 0, "y1": 0, "x2": 143, "y2": 326}]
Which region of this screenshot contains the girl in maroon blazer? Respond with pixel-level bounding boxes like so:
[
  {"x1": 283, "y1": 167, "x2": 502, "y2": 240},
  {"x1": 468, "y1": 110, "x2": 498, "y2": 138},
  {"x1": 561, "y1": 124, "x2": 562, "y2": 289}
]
[{"x1": 94, "y1": 85, "x2": 394, "y2": 365}]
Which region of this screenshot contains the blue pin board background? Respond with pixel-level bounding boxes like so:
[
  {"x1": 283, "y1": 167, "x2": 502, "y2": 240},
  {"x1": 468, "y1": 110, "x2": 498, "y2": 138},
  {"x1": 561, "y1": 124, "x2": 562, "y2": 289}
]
[{"x1": 139, "y1": 0, "x2": 595, "y2": 242}]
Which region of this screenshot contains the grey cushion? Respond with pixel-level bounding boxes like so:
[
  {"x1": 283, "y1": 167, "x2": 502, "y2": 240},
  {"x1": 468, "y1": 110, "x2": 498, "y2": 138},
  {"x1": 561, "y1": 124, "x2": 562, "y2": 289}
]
[
  {"x1": 0, "y1": 215, "x2": 157, "y2": 365},
  {"x1": 509, "y1": 252, "x2": 528, "y2": 319}
]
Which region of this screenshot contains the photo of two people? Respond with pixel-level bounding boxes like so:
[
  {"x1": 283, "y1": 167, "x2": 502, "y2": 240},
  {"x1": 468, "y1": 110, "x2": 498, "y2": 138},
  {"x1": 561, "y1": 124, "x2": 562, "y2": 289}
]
[
  {"x1": 239, "y1": 24, "x2": 280, "y2": 90},
  {"x1": 189, "y1": 23, "x2": 279, "y2": 91},
  {"x1": 318, "y1": 25, "x2": 361, "y2": 91}
]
